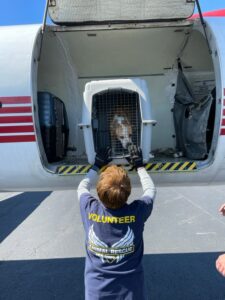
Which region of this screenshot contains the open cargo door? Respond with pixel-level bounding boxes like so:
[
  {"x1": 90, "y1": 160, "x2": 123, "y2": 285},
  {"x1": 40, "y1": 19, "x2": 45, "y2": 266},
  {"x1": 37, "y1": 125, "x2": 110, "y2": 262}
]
[{"x1": 48, "y1": 0, "x2": 195, "y2": 25}]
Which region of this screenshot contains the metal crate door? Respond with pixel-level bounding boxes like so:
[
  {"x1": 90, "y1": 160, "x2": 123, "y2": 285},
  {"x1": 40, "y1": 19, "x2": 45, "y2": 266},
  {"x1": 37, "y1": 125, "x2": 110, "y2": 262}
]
[{"x1": 92, "y1": 89, "x2": 141, "y2": 158}]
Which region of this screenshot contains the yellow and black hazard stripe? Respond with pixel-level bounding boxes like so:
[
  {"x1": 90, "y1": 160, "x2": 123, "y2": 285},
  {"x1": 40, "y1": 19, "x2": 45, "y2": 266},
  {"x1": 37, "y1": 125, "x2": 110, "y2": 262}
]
[
  {"x1": 145, "y1": 161, "x2": 197, "y2": 172},
  {"x1": 57, "y1": 161, "x2": 197, "y2": 175},
  {"x1": 57, "y1": 165, "x2": 92, "y2": 175}
]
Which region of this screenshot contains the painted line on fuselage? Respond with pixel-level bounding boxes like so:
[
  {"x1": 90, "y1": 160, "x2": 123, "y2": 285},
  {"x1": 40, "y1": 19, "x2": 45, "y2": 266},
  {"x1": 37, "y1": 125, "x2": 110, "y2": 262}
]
[
  {"x1": 0, "y1": 135, "x2": 36, "y2": 143},
  {"x1": 0, "y1": 125, "x2": 34, "y2": 133},
  {"x1": 0, "y1": 96, "x2": 31, "y2": 104},
  {"x1": 0, "y1": 107, "x2": 32, "y2": 114},
  {"x1": 0, "y1": 96, "x2": 36, "y2": 142},
  {"x1": 0, "y1": 116, "x2": 33, "y2": 123}
]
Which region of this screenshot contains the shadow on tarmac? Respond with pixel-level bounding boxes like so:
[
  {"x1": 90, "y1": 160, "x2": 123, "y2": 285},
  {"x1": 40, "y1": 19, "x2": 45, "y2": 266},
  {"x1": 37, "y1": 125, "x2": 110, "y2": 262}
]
[
  {"x1": 0, "y1": 192, "x2": 51, "y2": 243},
  {"x1": 0, "y1": 252, "x2": 225, "y2": 300}
]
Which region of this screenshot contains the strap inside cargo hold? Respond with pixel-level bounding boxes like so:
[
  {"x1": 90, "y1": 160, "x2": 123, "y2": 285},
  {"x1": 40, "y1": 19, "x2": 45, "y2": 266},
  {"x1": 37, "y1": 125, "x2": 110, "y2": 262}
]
[{"x1": 173, "y1": 60, "x2": 214, "y2": 160}]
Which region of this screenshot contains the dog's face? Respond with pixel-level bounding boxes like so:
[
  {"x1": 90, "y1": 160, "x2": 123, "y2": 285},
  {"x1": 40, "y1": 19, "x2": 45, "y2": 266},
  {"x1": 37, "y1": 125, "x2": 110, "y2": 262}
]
[{"x1": 110, "y1": 114, "x2": 132, "y2": 149}]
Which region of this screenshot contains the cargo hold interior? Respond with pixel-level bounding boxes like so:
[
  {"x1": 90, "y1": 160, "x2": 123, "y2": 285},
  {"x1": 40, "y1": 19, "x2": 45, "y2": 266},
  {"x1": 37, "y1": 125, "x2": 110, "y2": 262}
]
[{"x1": 36, "y1": 23, "x2": 218, "y2": 172}]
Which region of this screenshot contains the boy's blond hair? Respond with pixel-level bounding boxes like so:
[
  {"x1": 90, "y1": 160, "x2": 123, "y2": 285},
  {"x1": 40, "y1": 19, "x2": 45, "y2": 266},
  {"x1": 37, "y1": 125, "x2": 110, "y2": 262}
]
[{"x1": 96, "y1": 165, "x2": 131, "y2": 209}]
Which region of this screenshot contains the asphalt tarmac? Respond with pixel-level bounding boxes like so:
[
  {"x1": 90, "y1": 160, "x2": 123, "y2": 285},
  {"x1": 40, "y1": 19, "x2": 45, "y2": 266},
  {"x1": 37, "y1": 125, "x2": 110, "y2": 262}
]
[{"x1": 1, "y1": 184, "x2": 225, "y2": 300}]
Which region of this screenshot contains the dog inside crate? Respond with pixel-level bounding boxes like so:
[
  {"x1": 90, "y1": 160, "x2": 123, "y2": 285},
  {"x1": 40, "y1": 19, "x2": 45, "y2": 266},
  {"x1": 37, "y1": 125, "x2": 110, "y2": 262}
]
[{"x1": 92, "y1": 89, "x2": 141, "y2": 158}]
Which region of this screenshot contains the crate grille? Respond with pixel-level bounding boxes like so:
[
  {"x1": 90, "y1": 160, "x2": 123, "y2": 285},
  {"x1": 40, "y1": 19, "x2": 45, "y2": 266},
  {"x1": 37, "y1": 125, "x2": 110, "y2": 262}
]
[{"x1": 92, "y1": 89, "x2": 141, "y2": 157}]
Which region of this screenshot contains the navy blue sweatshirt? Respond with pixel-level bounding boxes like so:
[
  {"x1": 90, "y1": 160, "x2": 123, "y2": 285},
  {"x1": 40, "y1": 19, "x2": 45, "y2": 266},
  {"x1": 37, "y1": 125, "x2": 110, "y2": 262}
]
[{"x1": 77, "y1": 167, "x2": 156, "y2": 300}]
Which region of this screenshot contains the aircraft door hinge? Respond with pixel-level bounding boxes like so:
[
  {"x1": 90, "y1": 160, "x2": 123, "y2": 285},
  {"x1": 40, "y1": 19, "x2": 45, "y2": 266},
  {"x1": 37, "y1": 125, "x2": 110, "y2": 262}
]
[
  {"x1": 38, "y1": 0, "x2": 50, "y2": 61},
  {"x1": 49, "y1": 0, "x2": 56, "y2": 7}
]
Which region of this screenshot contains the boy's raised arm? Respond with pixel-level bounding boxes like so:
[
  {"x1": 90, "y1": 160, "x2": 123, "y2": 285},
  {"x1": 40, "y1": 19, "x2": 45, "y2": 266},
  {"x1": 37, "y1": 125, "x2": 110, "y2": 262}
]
[
  {"x1": 138, "y1": 167, "x2": 156, "y2": 201},
  {"x1": 127, "y1": 145, "x2": 156, "y2": 202},
  {"x1": 77, "y1": 169, "x2": 98, "y2": 199},
  {"x1": 77, "y1": 147, "x2": 112, "y2": 200}
]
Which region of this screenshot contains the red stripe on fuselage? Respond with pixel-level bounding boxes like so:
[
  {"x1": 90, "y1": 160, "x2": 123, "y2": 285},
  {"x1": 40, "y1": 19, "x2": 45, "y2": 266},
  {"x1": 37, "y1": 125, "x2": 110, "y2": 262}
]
[
  {"x1": 0, "y1": 116, "x2": 33, "y2": 123},
  {"x1": 0, "y1": 126, "x2": 34, "y2": 133},
  {"x1": 220, "y1": 128, "x2": 225, "y2": 135},
  {"x1": 0, "y1": 135, "x2": 36, "y2": 143},
  {"x1": 0, "y1": 96, "x2": 31, "y2": 104},
  {"x1": 0, "y1": 107, "x2": 32, "y2": 114},
  {"x1": 191, "y1": 9, "x2": 225, "y2": 19},
  {"x1": 0, "y1": 97, "x2": 35, "y2": 142}
]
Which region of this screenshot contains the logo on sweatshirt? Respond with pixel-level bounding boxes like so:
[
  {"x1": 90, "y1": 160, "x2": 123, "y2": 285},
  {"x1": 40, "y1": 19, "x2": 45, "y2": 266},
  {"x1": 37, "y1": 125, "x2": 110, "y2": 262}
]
[{"x1": 88, "y1": 224, "x2": 135, "y2": 264}]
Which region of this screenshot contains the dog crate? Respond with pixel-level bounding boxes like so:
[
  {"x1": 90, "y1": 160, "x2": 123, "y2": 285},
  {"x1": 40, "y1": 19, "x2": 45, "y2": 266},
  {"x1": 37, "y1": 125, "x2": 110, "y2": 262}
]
[
  {"x1": 80, "y1": 79, "x2": 156, "y2": 164},
  {"x1": 92, "y1": 89, "x2": 141, "y2": 156}
]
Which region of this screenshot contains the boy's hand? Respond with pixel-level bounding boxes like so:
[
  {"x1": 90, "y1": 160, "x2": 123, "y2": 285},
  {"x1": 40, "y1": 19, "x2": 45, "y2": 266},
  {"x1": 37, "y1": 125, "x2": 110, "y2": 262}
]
[
  {"x1": 219, "y1": 204, "x2": 225, "y2": 216},
  {"x1": 127, "y1": 145, "x2": 144, "y2": 170},
  {"x1": 93, "y1": 147, "x2": 112, "y2": 169}
]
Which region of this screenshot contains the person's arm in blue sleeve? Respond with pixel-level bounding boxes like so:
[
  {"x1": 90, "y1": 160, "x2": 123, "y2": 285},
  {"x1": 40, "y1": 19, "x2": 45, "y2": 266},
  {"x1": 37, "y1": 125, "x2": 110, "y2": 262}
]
[{"x1": 216, "y1": 204, "x2": 225, "y2": 276}]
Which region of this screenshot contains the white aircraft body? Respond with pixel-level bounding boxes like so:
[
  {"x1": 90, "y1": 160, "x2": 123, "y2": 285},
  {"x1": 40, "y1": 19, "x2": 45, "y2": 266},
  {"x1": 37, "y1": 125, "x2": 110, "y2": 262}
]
[{"x1": 0, "y1": 0, "x2": 225, "y2": 191}]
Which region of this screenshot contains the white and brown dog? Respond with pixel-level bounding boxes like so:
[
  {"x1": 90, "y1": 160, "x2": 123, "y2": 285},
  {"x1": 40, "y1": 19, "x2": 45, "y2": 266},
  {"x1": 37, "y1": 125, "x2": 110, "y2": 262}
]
[{"x1": 110, "y1": 111, "x2": 133, "y2": 150}]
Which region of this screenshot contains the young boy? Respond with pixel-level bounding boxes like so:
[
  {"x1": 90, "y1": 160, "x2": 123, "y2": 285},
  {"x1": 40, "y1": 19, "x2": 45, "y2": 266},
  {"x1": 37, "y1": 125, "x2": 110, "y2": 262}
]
[{"x1": 77, "y1": 146, "x2": 156, "y2": 299}]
